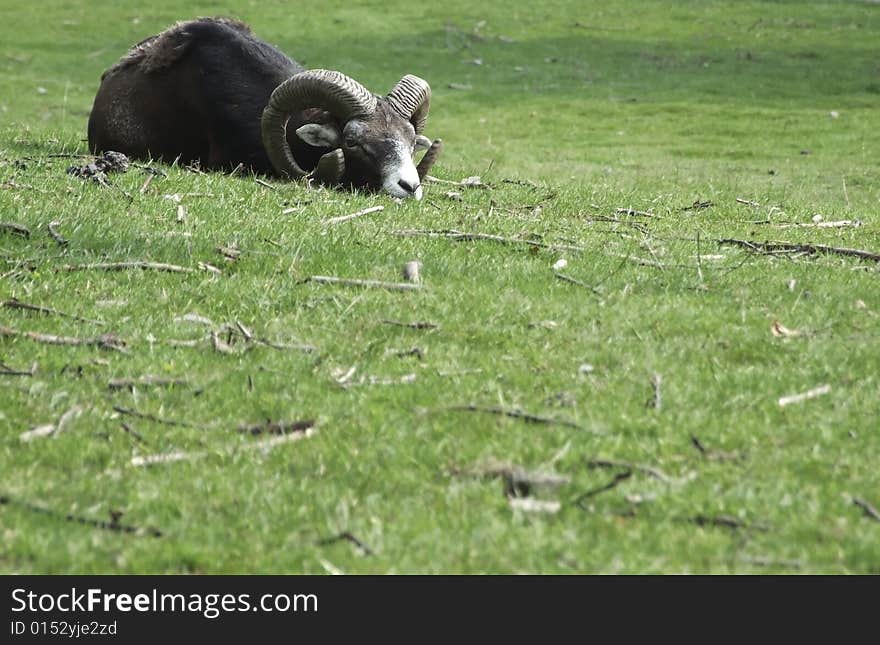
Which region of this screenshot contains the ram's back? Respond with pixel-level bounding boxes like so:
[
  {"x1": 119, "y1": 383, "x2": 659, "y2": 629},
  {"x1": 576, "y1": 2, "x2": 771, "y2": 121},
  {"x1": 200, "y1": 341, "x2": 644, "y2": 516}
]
[{"x1": 88, "y1": 18, "x2": 305, "y2": 172}]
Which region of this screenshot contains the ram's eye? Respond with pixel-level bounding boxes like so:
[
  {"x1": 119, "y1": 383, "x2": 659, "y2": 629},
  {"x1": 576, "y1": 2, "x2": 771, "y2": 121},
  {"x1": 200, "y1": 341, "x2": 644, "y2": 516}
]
[{"x1": 344, "y1": 136, "x2": 359, "y2": 148}]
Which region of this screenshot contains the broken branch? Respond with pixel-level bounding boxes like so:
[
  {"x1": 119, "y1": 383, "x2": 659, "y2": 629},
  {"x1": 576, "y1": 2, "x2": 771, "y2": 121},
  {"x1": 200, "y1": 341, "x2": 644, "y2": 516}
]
[
  {"x1": 0, "y1": 222, "x2": 30, "y2": 237},
  {"x1": 0, "y1": 325, "x2": 126, "y2": 352},
  {"x1": 380, "y1": 319, "x2": 439, "y2": 330},
  {"x1": 325, "y1": 205, "x2": 384, "y2": 225},
  {"x1": 0, "y1": 495, "x2": 162, "y2": 538},
  {"x1": 3, "y1": 297, "x2": 104, "y2": 326},
  {"x1": 317, "y1": 531, "x2": 374, "y2": 556},
  {"x1": 47, "y1": 221, "x2": 69, "y2": 246},
  {"x1": 131, "y1": 426, "x2": 316, "y2": 467},
  {"x1": 62, "y1": 261, "x2": 195, "y2": 273},
  {"x1": 306, "y1": 275, "x2": 421, "y2": 291},
  {"x1": 0, "y1": 361, "x2": 37, "y2": 376},
  {"x1": 112, "y1": 405, "x2": 196, "y2": 428},
  {"x1": 108, "y1": 376, "x2": 189, "y2": 391},
  {"x1": 778, "y1": 384, "x2": 831, "y2": 407},
  {"x1": 719, "y1": 239, "x2": 880, "y2": 263},
  {"x1": 573, "y1": 470, "x2": 632, "y2": 508},
  {"x1": 393, "y1": 229, "x2": 586, "y2": 253},
  {"x1": 237, "y1": 419, "x2": 314, "y2": 436},
  {"x1": 586, "y1": 458, "x2": 672, "y2": 484},
  {"x1": 853, "y1": 496, "x2": 880, "y2": 522},
  {"x1": 449, "y1": 404, "x2": 586, "y2": 431},
  {"x1": 554, "y1": 272, "x2": 602, "y2": 294}
]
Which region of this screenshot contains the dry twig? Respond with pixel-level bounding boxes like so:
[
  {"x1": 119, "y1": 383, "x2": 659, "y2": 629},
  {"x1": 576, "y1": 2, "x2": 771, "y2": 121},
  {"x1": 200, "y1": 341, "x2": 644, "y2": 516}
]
[
  {"x1": 690, "y1": 514, "x2": 767, "y2": 532},
  {"x1": 47, "y1": 221, "x2": 69, "y2": 246},
  {"x1": 690, "y1": 435, "x2": 744, "y2": 462},
  {"x1": 649, "y1": 373, "x2": 662, "y2": 410},
  {"x1": 0, "y1": 222, "x2": 30, "y2": 237},
  {"x1": 0, "y1": 325, "x2": 126, "y2": 352},
  {"x1": 0, "y1": 361, "x2": 37, "y2": 377},
  {"x1": 853, "y1": 496, "x2": 880, "y2": 522},
  {"x1": 62, "y1": 261, "x2": 195, "y2": 273},
  {"x1": 586, "y1": 458, "x2": 671, "y2": 484},
  {"x1": 778, "y1": 384, "x2": 831, "y2": 407},
  {"x1": 108, "y1": 376, "x2": 189, "y2": 391},
  {"x1": 453, "y1": 460, "x2": 570, "y2": 498},
  {"x1": 449, "y1": 404, "x2": 585, "y2": 430},
  {"x1": 380, "y1": 319, "x2": 439, "y2": 330},
  {"x1": 131, "y1": 427, "x2": 316, "y2": 467},
  {"x1": 554, "y1": 272, "x2": 602, "y2": 295},
  {"x1": 306, "y1": 275, "x2": 421, "y2": 291},
  {"x1": 719, "y1": 238, "x2": 880, "y2": 263},
  {"x1": 393, "y1": 228, "x2": 586, "y2": 253},
  {"x1": 615, "y1": 208, "x2": 655, "y2": 218},
  {"x1": 574, "y1": 470, "x2": 632, "y2": 508},
  {"x1": 3, "y1": 297, "x2": 104, "y2": 326},
  {"x1": 325, "y1": 205, "x2": 384, "y2": 225},
  {"x1": 112, "y1": 405, "x2": 196, "y2": 428},
  {"x1": 317, "y1": 531, "x2": 374, "y2": 556},
  {"x1": 237, "y1": 419, "x2": 314, "y2": 436},
  {"x1": 0, "y1": 496, "x2": 162, "y2": 538}
]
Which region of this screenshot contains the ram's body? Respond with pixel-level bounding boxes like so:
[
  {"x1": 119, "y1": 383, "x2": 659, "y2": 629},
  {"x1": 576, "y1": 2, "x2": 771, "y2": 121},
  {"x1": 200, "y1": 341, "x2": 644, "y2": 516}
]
[{"x1": 88, "y1": 18, "x2": 441, "y2": 198}]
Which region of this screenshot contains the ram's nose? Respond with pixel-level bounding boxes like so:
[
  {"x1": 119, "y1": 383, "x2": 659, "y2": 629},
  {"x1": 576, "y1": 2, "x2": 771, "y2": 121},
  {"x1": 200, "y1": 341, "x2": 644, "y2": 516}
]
[{"x1": 397, "y1": 179, "x2": 422, "y2": 200}]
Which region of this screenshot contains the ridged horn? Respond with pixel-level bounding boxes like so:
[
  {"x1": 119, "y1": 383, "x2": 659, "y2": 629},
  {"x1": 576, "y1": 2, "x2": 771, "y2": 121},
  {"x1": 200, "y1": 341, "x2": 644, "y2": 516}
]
[
  {"x1": 416, "y1": 138, "x2": 443, "y2": 181},
  {"x1": 386, "y1": 74, "x2": 431, "y2": 134},
  {"x1": 261, "y1": 69, "x2": 377, "y2": 179}
]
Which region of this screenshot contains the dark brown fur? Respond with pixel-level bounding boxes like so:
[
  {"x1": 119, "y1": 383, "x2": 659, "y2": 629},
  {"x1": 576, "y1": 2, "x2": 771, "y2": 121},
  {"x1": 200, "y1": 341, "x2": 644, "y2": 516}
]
[{"x1": 89, "y1": 18, "x2": 305, "y2": 174}]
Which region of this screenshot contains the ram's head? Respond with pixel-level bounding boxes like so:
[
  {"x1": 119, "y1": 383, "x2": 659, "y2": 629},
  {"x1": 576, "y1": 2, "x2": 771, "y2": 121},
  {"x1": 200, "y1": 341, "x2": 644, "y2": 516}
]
[{"x1": 261, "y1": 70, "x2": 442, "y2": 200}]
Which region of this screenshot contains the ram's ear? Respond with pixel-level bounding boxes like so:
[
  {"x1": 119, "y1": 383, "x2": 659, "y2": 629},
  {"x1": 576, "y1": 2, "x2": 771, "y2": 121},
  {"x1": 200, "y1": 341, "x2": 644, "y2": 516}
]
[
  {"x1": 415, "y1": 134, "x2": 432, "y2": 151},
  {"x1": 295, "y1": 122, "x2": 342, "y2": 148}
]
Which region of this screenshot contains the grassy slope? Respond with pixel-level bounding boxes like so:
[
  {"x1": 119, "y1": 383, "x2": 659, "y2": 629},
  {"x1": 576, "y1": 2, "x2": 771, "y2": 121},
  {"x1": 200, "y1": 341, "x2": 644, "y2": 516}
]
[{"x1": 0, "y1": 0, "x2": 878, "y2": 573}]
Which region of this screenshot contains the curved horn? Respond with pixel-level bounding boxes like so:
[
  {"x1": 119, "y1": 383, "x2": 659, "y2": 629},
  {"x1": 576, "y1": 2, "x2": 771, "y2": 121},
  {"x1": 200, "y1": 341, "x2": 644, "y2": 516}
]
[
  {"x1": 416, "y1": 138, "x2": 443, "y2": 181},
  {"x1": 312, "y1": 148, "x2": 345, "y2": 186},
  {"x1": 386, "y1": 74, "x2": 431, "y2": 134},
  {"x1": 261, "y1": 69, "x2": 377, "y2": 179}
]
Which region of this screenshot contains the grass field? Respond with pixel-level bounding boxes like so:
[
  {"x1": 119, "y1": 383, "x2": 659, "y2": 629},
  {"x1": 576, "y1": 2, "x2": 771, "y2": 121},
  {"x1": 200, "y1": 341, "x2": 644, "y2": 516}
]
[{"x1": 1, "y1": 0, "x2": 879, "y2": 573}]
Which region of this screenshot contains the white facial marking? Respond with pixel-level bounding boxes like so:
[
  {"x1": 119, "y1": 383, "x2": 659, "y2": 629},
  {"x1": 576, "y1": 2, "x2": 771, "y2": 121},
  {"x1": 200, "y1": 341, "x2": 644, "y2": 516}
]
[{"x1": 382, "y1": 140, "x2": 422, "y2": 200}]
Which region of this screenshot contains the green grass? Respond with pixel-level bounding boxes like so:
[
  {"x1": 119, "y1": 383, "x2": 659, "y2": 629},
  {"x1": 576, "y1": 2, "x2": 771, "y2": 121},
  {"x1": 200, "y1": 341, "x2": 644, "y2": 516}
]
[{"x1": 1, "y1": 0, "x2": 879, "y2": 573}]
